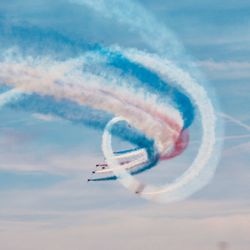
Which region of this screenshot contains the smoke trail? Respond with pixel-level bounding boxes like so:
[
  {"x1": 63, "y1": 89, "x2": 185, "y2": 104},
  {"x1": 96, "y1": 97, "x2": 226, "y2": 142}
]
[
  {"x1": 0, "y1": 55, "x2": 173, "y2": 145},
  {"x1": 0, "y1": 89, "x2": 23, "y2": 107},
  {"x1": 101, "y1": 50, "x2": 217, "y2": 203},
  {"x1": 0, "y1": 0, "x2": 221, "y2": 203},
  {"x1": 70, "y1": 0, "x2": 183, "y2": 56},
  {"x1": 69, "y1": 0, "x2": 221, "y2": 201},
  {"x1": 218, "y1": 112, "x2": 250, "y2": 132}
]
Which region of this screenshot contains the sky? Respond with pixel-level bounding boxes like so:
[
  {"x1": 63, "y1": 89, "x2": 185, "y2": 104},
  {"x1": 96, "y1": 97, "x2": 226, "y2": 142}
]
[{"x1": 0, "y1": 0, "x2": 249, "y2": 249}]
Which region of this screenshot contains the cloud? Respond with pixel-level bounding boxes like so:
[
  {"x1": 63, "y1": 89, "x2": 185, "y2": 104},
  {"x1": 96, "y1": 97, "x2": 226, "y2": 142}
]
[
  {"x1": 196, "y1": 60, "x2": 250, "y2": 80},
  {"x1": 32, "y1": 113, "x2": 62, "y2": 122},
  {"x1": 0, "y1": 200, "x2": 249, "y2": 250},
  {"x1": 0, "y1": 148, "x2": 97, "y2": 174},
  {"x1": 139, "y1": 0, "x2": 250, "y2": 11}
]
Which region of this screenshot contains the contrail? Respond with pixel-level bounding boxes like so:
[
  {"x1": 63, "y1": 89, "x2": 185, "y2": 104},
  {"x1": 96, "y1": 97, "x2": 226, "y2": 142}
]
[{"x1": 218, "y1": 112, "x2": 250, "y2": 132}]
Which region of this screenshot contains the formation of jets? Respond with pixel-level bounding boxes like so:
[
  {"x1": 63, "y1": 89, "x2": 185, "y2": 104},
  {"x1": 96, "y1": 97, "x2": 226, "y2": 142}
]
[{"x1": 88, "y1": 148, "x2": 148, "y2": 182}]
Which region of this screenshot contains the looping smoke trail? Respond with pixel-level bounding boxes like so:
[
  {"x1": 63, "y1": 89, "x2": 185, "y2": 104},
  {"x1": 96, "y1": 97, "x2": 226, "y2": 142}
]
[
  {"x1": 101, "y1": 50, "x2": 217, "y2": 203},
  {"x1": 0, "y1": 0, "x2": 221, "y2": 203}
]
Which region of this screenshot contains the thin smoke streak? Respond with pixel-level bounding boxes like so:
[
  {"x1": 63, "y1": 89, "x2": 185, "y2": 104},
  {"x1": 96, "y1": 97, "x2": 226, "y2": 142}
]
[
  {"x1": 189, "y1": 134, "x2": 250, "y2": 145},
  {"x1": 218, "y1": 112, "x2": 250, "y2": 132},
  {"x1": 223, "y1": 141, "x2": 250, "y2": 156}
]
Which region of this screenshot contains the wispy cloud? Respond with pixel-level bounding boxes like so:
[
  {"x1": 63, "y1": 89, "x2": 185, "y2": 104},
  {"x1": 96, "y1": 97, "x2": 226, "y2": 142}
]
[
  {"x1": 0, "y1": 199, "x2": 249, "y2": 250},
  {"x1": 196, "y1": 60, "x2": 250, "y2": 80}
]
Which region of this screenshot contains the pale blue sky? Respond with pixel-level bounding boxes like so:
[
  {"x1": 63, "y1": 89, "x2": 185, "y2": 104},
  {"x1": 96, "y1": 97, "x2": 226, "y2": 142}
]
[{"x1": 0, "y1": 1, "x2": 249, "y2": 249}]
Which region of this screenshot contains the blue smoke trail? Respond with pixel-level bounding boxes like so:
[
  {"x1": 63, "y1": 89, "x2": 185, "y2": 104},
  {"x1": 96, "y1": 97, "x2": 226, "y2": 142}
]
[
  {"x1": 0, "y1": 22, "x2": 195, "y2": 180},
  {"x1": 0, "y1": 22, "x2": 194, "y2": 130}
]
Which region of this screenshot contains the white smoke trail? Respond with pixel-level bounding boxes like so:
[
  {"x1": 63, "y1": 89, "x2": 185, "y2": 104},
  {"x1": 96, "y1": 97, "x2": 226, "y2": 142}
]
[
  {"x1": 218, "y1": 112, "x2": 250, "y2": 132},
  {"x1": 102, "y1": 51, "x2": 218, "y2": 203},
  {"x1": 221, "y1": 134, "x2": 250, "y2": 141},
  {"x1": 189, "y1": 134, "x2": 250, "y2": 145},
  {"x1": 113, "y1": 148, "x2": 146, "y2": 161},
  {"x1": 66, "y1": 0, "x2": 221, "y2": 201},
  {"x1": 94, "y1": 153, "x2": 148, "y2": 175},
  {"x1": 0, "y1": 53, "x2": 182, "y2": 153},
  {"x1": 0, "y1": 0, "x2": 222, "y2": 202},
  {"x1": 0, "y1": 89, "x2": 23, "y2": 108},
  {"x1": 70, "y1": 0, "x2": 183, "y2": 56}
]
